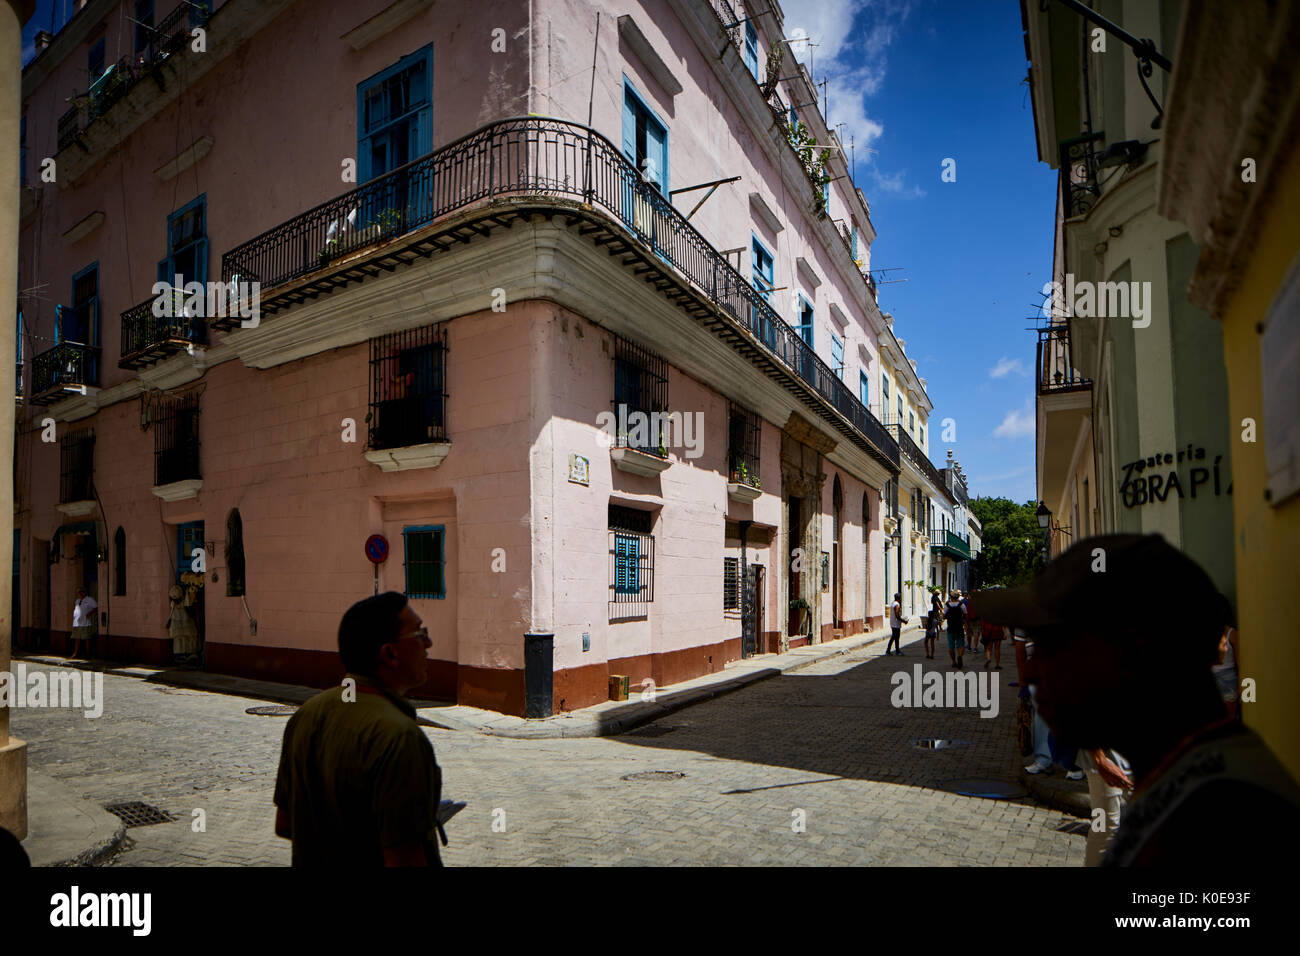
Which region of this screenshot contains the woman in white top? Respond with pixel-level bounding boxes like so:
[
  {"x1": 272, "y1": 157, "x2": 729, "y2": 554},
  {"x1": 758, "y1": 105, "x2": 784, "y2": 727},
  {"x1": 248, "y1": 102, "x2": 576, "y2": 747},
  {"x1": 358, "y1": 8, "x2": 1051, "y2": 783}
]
[{"x1": 70, "y1": 586, "x2": 97, "y2": 658}]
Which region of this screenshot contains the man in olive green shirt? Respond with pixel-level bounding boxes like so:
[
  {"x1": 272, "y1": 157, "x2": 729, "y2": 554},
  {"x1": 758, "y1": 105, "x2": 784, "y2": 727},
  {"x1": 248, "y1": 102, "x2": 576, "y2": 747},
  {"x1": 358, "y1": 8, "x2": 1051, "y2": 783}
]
[{"x1": 274, "y1": 591, "x2": 443, "y2": 866}]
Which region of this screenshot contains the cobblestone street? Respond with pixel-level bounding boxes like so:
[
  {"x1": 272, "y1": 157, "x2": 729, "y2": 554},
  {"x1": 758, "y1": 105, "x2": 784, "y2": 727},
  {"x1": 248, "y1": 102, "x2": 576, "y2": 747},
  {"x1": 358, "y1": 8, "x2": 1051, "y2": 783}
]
[{"x1": 15, "y1": 635, "x2": 1085, "y2": 866}]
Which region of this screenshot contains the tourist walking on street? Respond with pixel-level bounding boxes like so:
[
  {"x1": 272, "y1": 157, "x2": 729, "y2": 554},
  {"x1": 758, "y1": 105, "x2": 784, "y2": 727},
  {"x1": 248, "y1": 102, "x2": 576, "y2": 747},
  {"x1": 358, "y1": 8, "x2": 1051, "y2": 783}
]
[
  {"x1": 945, "y1": 591, "x2": 965, "y2": 668},
  {"x1": 1078, "y1": 747, "x2": 1131, "y2": 866},
  {"x1": 275, "y1": 591, "x2": 445, "y2": 866},
  {"x1": 982, "y1": 619, "x2": 1004, "y2": 670},
  {"x1": 887, "y1": 593, "x2": 906, "y2": 655},
  {"x1": 69, "y1": 586, "x2": 97, "y2": 659},
  {"x1": 924, "y1": 593, "x2": 942, "y2": 659},
  {"x1": 972, "y1": 533, "x2": 1300, "y2": 866}
]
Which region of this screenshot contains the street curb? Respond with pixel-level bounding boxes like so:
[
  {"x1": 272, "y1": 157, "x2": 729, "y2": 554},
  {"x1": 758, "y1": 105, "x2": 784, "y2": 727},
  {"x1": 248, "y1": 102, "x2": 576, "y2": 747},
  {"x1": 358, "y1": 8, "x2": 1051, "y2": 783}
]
[
  {"x1": 51, "y1": 821, "x2": 128, "y2": 868},
  {"x1": 1021, "y1": 770, "x2": 1092, "y2": 818},
  {"x1": 429, "y1": 624, "x2": 919, "y2": 739},
  {"x1": 15, "y1": 624, "x2": 921, "y2": 740}
]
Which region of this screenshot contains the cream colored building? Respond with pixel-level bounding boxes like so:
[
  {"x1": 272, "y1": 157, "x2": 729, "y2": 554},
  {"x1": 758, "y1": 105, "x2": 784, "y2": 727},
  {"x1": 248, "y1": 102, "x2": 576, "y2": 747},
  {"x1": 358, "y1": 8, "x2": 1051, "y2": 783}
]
[
  {"x1": 1023, "y1": 0, "x2": 1236, "y2": 607},
  {"x1": 874, "y1": 316, "x2": 953, "y2": 621}
]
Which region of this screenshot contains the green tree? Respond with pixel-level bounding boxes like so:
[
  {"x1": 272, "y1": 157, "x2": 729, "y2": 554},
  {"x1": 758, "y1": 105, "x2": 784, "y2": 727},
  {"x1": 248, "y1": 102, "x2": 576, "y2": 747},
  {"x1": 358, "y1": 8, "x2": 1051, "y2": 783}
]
[{"x1": 970, "y1": 497, "x2": 1046, "y2": 587}]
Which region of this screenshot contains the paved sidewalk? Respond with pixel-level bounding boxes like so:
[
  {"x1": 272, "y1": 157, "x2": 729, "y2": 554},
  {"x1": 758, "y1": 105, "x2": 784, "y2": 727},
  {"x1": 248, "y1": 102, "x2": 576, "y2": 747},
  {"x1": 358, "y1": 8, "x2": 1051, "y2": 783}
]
[
  {"x1": 21, "y1": 769, "x2": 125, "y2": 866},
  {"x1": 16, "y1": 623, "x2": 920, "y2": 738}
]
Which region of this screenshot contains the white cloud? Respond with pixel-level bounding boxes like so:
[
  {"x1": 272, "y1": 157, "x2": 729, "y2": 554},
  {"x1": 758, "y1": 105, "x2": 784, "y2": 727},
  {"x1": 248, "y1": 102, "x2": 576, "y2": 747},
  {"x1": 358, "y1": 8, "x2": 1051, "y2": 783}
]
[
  {"x1": 779, "y1": 0, "x2": 916, "y2": 199},
  {"x1": 993, "y1": 403, "x2": 1035, "y2": 440},
  {"x1": 989, "y1": 357, "x2": 1028, "y2": 379}
]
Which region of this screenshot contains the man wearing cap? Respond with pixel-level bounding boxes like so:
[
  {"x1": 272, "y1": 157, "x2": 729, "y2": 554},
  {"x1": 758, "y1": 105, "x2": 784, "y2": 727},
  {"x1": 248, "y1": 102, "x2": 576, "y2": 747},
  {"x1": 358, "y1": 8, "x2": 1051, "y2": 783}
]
[{"x1": 972, "y1": 534, "x2": 1300, "y2": 866}]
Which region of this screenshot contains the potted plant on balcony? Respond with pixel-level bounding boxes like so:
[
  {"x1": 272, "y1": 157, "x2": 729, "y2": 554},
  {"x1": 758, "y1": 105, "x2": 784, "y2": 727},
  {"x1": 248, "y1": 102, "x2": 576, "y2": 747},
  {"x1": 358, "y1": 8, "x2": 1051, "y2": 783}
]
[{"x1": 376, "y1": 207, "x2": 404, "y2": 238}]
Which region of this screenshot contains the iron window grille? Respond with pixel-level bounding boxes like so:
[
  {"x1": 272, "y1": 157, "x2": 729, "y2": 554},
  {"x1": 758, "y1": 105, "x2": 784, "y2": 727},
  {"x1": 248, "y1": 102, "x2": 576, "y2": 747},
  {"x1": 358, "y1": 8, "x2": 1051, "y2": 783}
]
[
  {"x1": 727, "y1": 402, "x2": 761, "y2": 485},
  {"x1": 402, "y1": 525, "x2": 445, "y2": 599},
  {"x1": 113, "y1": 526, "x2": 126, "y2": 595},
  {"x1": 154, "y1": 393, "x2": 201, "y2": 486},
  {"x1": 612, "y1": 336, "x2": 668, "y2": 456},
  {"x1": 225, "y1": 508, "x2": 245, "y2": 597},
  {"x1": 368, "y1": 322, "x2": 448, "y2": 451},
  {"x1": 723, "y1": 556, "x2": 740, "y2": 612},
  {"x1": 59, "y1": 429, "x2": 94, "y2": 503},
  {"x1": 609, "y1": 505, "x2": 654, "y2": 608}
]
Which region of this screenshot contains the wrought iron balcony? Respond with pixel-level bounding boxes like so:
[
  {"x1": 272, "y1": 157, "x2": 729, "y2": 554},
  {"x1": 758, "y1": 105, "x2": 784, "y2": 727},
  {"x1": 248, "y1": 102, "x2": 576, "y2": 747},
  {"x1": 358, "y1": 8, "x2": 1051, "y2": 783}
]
[
  {"x1": 55, "y1": 2, "x2": 210, "y2": 155},
  {"x1": 932, "y1": 530, "x2": 971, "y2": 562},
  {"x1": 30, "y1": 341, "x2": 101, "y2": 405},
  {"x1": 221, "y1": 117, "x2": 900, "y2": 472},
  {"x1": 1038, "y1": 324, "x2": 1092, "y2": 394},
  {"x1": 886, "y1": 421, "x2": 949, "y2": 496},
  {"x1": 120, "y1": 290, "x2": 208, "y2": 370},
  {"x1": 1060, "y1": 132, "x2": 1104, "y2": 218}
]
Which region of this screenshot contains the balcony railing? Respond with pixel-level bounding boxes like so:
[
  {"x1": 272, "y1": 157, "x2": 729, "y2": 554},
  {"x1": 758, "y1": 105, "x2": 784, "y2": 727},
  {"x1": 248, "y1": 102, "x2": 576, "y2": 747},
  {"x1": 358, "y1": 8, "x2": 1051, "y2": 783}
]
[
  {"x1": 31, "y1": 341, "x2": 101, "y2": 404},
  {"x1": 221, "y1": 117, "x2": 900, "y2": 471},
  {"x1": 56, "y1": 2, "x2": 210, "y2": 153},
  {"x1": 120, "y1": 290, "x2": 208, "y2": 369},
  {"x1": 1037, "y1": 325, "x2": 1092, "y2": 394},
  {"x1": 886, "y1": 421, "x2": 948, "y2": 496}
]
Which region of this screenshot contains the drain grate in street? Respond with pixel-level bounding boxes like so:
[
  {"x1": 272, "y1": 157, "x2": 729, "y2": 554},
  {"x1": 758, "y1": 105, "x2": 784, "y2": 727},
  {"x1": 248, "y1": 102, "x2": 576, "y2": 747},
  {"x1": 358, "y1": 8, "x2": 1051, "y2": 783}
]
[
  {"x1": 621, "y1": 770, "x2": 686, "y2": 782},
  {"x1": 245, "y1": 704, "x2": 298, "y2": 716},
  {"x1": 936, "y1": 777, "x2": 1027, "y2": 800},
  {"x1": 912, "y1": 738, "x2": 971, "y2": 751},
  {"x1": 1054, "y1": 818, "x2": 1092, "y2": 835},
  {"x1": 623, "y1": 725, "x2": 677, "y2": 737},
  {"x1": 104, "y1": 802, "x2": 176, "y2": 828}
]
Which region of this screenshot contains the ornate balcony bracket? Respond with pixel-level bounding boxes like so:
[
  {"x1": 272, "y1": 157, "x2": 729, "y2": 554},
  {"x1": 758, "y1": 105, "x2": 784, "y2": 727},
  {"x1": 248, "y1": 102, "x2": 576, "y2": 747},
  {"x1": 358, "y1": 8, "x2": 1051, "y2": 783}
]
[
  {"x1": 151, "y1": 479, "x2": 202, "y2": 501},
  {"x1": 363, "y1": 442, "x2": 452, "y2": 473},
  {"x1": 883, "y1": 515, "x2": 899, "y2": 536},
  {"x1": 611, "y1": 446, "x2": 671, "y2": 478}
]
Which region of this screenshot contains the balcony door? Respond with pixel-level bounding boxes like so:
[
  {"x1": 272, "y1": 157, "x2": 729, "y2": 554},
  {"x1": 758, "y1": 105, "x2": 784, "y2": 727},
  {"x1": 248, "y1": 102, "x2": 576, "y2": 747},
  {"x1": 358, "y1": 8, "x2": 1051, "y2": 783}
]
[
  {"x1": 59, "y1": 264, "x2": 98, "y2": 345},
  {"x1": 358, "y1": 45, "x2": 432, "y2": 233}
]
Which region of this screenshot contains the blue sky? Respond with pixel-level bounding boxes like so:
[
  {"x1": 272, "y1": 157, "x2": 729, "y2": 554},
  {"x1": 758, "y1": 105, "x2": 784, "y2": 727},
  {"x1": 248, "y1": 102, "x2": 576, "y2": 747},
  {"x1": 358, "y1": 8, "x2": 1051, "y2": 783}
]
[
  {"x1": 782, "y1": 0, "x2": 1056, "y2": 503},
  {"x1": 23, "y1": 0, "x2": 1052, "y2": 502}
]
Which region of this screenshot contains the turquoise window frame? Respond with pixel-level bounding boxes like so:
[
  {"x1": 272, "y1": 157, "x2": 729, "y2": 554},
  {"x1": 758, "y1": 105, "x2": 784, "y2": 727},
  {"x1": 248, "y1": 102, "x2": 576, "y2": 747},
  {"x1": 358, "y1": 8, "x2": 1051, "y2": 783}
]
[
  {"x1": 859, "y1": 369, "x2": 869, "y2": 406},
  {"x1": 613, "y1": 533, "x2": 641, "y2": 595},
  {"x1": 744, "y1": 22, "x2": 758, "y2": 80},
  {"x1": 157, "y1": 193, "x2": 208, "y2": 289},
  {"x1": 831, "y1": 332, "x2": 844, "y2": 377},
  {"x1": 621, "y1": 75, "x2": 670, "y2": 196},
  {"x1": 402, "y1": 524, "x2": 446, "y2": 599},
  {"x1": 59, "y1": 261, "x2": 100, "y2": 346},
  {"x1": 750, "y1": 233, "x2": 775, "y2": 301},
  {"x1": 357, "y1": 44, "x2": 433, "y2": 184},
  {"x1": 797, "y1": 293, "x2": 814, "y2": 347}
]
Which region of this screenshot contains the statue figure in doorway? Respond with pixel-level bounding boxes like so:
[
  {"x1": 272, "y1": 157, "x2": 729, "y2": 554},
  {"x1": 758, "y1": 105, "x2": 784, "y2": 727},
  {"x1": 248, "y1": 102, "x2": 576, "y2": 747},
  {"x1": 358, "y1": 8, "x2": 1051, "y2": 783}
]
[{"x1": 169, "y1": 583, "x2": 200, "y2": 663}]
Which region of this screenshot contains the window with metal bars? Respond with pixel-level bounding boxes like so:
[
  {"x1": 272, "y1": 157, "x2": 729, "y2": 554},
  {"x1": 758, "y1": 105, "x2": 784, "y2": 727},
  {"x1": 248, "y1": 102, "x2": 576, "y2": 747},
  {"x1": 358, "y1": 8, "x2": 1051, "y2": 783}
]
[
  {"x1": 723, "y1": 556, "x2": 740, "y2": 611},
  {"x1": 609, "y1": 505, "x2": 654, "y2": 608},
  {"x1": 368, "y1": 322, "x2": 448, "y2": 451},
  {"x1": 612, "y1": 337, "x2": 668, "y2": 456},
  {"x1": 727, "y1": 402, "x2": 760, "y2": 485},
  {"x1": 153, "y1": 393, "x2": 200, "y2": 486},
  {"x1": 113, "y1": 526, "x2": 126, "y2": 595},
  {"x1": 402, "y1": 525, "x2": 445, "y2": 599},
  {"x1": 59, "y1": 429, "x2": 94, "y2": 503},
  {"x1": 225, "y1": 509, "x2": 245, "y2": 597}
]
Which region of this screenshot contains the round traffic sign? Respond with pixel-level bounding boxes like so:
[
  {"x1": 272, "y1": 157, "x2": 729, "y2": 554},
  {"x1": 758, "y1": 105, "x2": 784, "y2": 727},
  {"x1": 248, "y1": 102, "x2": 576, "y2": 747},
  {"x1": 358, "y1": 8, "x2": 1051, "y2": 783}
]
[{"x1": 364, "y1": 534, "x2": 389, "y2": 564}]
